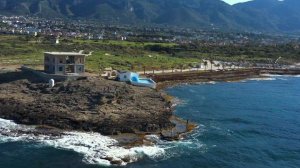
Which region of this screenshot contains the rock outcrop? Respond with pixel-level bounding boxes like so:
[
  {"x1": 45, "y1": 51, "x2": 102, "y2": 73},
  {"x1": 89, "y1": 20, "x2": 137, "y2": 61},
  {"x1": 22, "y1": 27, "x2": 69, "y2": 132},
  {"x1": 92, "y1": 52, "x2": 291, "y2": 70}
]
[{"x1": 0, "y1": 71, "x2": 174, "y2": 135}]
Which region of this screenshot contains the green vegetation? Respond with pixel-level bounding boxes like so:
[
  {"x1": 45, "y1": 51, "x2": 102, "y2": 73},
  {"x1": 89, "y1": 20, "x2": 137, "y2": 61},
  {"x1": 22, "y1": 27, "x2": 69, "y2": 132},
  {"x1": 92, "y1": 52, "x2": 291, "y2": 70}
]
[
  {"x1": 86, "y1": 51, "x2": 198, "y2": 71},
  {"x1": 1, "y1": 34, "x2": 299, "y2": 73},
  {"x1": 73, "y1": 39, "x2": 177, "y2": 48},
  {"x1": 175, "y1": 43, "x2": 300, "y2": 64},
  {"x1": 0, "y1": 35, "x2": 198, "y2": 72}
]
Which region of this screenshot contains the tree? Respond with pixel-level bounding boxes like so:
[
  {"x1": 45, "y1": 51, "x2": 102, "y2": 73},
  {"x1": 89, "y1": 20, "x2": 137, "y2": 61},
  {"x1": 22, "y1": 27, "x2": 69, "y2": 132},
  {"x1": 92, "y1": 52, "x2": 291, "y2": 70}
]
[
  {"x1": 195, "y1": 63, "x2": 201, "y2": 71},
  {"x1": 209, "y1": 58, "x2": 214, "y2": 71},
  {"x1": 160, "y1": 65, "x2": 166, "y2": 73},
  {"x1": 221, "y1": 63, "x2": 226, "y2": 70},
  {"x1": 99, "y1": 64, "x2": 105, "y2": 74},
  {"x1": 130, "y1": 64, "x2": 135, "y2": 71},
  {"x1": 142, "y1": 64, "x2": 146, "y2": 74},
  {"x1": 171, "y1": 64, "x2": 176, "y2": 73},
  {"x1": 188, "y1": 63, "x2": 194, "y2": 71},
  {"x1": 203, "y1": 61, "x2": 208, "y2": 71},
  {"x1": 178, "y1": 64, "x2": 184, "y2": 72}
]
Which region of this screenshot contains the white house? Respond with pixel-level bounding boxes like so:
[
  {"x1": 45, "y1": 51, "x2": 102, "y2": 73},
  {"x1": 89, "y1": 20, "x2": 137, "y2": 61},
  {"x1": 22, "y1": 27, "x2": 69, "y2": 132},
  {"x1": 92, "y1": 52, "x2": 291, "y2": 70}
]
[
  {"x1": 117, "y1": 71, "x2": 156, "y2": 89},
  {"x1": 117, "y1": 71, "x2": 137, "y2": 82}
]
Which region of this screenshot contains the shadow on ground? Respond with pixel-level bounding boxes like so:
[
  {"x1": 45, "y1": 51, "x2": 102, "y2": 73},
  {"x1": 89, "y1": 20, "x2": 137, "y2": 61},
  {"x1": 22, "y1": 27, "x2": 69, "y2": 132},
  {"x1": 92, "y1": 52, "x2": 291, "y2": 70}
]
[{"x1": 0, "y1": 70, "x2": 43, "y2": 84}]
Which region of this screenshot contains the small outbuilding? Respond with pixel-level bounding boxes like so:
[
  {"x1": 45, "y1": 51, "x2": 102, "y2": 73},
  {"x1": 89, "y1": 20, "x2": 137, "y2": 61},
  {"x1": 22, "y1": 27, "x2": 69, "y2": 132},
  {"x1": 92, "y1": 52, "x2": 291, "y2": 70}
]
[
  {"x1": 117, "y1": 71, "x2": 139, "y2": 82},
  {"x1": 117, "y1": 71, "x2": 156, "y2": 89}
]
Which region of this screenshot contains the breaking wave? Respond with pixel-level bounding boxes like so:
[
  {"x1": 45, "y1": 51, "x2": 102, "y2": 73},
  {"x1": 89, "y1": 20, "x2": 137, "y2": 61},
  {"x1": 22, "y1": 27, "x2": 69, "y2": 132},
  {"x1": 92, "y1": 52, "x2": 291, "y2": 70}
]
[
  {"x1": 239, "y1": 77, "x2": 276, "y2": 82},
  {"x1": 195, "y1": 81, "x2": 217, "y2": 85},
  {"x1": 247, "y1": 77, "x2": 276, "y2": 81},
  {"x1": 261, "y1": 74, "x2": 300, "y2": 78},
  {"x1": 0, "y1": 118, "x2": 165, "y2": 166}
]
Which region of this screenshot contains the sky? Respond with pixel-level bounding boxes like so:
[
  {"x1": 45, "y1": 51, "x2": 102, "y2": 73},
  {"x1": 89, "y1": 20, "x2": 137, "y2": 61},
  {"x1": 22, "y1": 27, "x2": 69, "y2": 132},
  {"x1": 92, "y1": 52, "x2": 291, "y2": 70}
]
[{"x1": 222, "y1": 0, "x2": 252, "y2": 5}]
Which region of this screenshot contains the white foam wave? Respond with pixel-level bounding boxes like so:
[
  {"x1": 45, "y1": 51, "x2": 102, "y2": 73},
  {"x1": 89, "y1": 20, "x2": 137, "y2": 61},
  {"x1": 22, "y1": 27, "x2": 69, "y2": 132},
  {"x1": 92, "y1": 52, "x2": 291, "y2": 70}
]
[
  {"x1": 278, "y1": 78, "x2": 288, "y2": 81},
  {"x1": 261, "y1": 74, "x2": 300, "y2": 78},
  {"x1": 155, "y1": 127, "x2": 206, "y2": 160},
  {"x1": 171, "y1": 97, "x2": 185, "y2": 108},
  {"x1": 0, "y1": 118, "x2": 33, "y2": 132},
  {"x1": 208, "y1": 81, "x2": 217, "y2": 84},
  {"x1": 261, "y1": 74, "x2": 284, "y2": 77},
  {"x1": 248, "y1": 78, "x2": 276, "y2": 81},
  {"x1": 0, "y1": 118, "x2": 165, "y2": 166},
  {"x1": 171, "y1": 97, "x2": 189, "y2": 108},
  {"x1": 239, "y1": 77, "x2": 276, "y2": 82},
  {"x1": 239, "y1": 75, "x2": 300, "y2": 82},
  {"x1": 195, "y1": 81, "x2": 217, "y2": 85},
  {"x1": 43, "y1": 132, "x2": 165, "y2": 166}
]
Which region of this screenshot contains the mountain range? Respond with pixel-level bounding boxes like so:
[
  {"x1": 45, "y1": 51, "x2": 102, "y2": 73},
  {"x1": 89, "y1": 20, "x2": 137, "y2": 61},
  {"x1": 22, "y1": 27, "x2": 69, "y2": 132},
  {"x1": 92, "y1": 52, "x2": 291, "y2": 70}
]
[{"x1": 1, "y1": 0, "x2": 300, "y2": 33}]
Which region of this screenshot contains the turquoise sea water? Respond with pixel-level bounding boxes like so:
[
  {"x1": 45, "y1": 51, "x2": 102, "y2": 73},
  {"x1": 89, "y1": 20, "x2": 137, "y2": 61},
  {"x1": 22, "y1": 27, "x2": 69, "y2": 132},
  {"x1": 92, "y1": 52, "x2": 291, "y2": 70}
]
[{"x1": 1, "y1": 76, "x2": 300, "y2": 168}]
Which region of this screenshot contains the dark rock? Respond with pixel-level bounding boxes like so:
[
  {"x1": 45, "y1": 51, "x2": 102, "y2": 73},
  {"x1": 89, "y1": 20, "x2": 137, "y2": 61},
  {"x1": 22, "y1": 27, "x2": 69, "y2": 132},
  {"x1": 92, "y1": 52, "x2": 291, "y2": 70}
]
[
  {"x1": 110, "y1": 160, "x2": 123, "y2": 165},
  {"x1": 121, "y1": 156, "x2": 131, "y2": 163},
  {"x1": 0, "y1": 71, "x2": 174, "y2": 136}
]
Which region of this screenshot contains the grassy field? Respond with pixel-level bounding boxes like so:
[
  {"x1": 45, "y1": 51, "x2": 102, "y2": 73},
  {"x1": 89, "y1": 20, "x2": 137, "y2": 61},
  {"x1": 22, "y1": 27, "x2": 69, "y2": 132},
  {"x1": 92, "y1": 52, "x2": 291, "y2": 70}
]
[
  {"x1": 73, "y1": 39, "x2": 177, "y2": 47},
  {"x1": 0, "y1": 35, "x2": 199, "y2": 72},
  {"x1": 1, "y1": 34, "x2": 298, "y2": 72},
  {"x1": 86, "y1": 51, "x2": 199, "y2": 71}
]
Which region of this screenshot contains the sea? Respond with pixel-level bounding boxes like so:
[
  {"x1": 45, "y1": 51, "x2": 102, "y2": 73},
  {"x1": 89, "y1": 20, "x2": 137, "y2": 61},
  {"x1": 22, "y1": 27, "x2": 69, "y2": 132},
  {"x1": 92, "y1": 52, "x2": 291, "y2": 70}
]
[{"x1": 1, "y1": 75, "x2": 300, "y2": 168}]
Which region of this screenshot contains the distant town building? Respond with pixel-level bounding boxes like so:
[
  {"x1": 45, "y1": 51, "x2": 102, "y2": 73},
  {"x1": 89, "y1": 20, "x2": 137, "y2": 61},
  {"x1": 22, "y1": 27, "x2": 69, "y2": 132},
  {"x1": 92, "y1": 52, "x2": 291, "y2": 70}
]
[{"x1": 44, "y1": 52, "x2": 86, "y2": 75}]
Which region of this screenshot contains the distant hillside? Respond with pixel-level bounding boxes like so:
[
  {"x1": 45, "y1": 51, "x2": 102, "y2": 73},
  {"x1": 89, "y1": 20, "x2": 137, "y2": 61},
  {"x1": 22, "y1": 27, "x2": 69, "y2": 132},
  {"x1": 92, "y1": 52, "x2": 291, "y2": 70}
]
[
  {"x1": 234, "y1": 0, "x2": 300, "y2": 33},
  {"x1": 1, "y1": 0, "x2": 300, "y2": 33}
]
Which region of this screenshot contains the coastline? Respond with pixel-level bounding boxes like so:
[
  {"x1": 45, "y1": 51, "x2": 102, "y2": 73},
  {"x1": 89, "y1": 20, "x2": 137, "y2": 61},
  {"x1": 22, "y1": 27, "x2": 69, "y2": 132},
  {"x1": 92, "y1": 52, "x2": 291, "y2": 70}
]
[
  {"x1": 152, "y1": 69, "x2": 261, "y2": 89},
  {"x1": 1, "y1": 68, "x2": 300, "y2": 165},
  {"x1": 150, "y1": 68, "x2": 300, "y2": 90}
]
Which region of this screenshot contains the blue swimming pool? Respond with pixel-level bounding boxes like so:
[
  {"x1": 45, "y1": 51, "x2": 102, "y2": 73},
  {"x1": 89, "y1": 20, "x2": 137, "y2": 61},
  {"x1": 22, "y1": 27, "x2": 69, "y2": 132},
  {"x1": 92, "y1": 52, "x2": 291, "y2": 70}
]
[
  {"x1": 130, "y1": 77, "x2": 156, "y2": 89},
  {"x1": 137, "y1": 78, "x2": 154, "y2": 84}
]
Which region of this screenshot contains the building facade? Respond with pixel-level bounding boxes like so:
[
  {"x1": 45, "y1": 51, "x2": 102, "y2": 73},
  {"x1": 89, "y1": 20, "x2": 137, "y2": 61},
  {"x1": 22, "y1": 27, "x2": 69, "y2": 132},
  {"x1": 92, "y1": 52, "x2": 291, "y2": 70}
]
[
  {"x1": 44, "y1": 52, "x2": 85, "y2": 75},
  {"x1": 117, "y1": 71, "x2": 137, "y2": 82}
]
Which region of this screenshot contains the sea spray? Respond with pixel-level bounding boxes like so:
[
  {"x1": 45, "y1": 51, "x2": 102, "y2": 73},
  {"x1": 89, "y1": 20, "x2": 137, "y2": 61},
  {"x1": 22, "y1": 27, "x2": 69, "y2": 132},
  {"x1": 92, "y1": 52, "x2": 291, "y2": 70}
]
[{"x1": 0, "y1": 118, "x2": 165, "y2": 166}]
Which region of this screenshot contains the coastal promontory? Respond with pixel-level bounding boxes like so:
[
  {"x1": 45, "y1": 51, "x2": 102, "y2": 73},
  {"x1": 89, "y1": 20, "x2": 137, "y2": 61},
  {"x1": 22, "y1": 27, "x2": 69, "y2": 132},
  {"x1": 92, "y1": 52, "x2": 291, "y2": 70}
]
[{"x1": 0, "y1": 70, "x2": 174, "y2": 136}]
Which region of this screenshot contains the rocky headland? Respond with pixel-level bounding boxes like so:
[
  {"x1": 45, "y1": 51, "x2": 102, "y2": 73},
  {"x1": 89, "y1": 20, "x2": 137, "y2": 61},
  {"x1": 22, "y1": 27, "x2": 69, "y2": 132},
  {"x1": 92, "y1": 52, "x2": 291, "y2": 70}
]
[
  {"x1": 0, "y1": 70, "x2": 176, "y2": 139},
  {"x1": 2, "y1": 67, "x2": 298, "y2": 165}
]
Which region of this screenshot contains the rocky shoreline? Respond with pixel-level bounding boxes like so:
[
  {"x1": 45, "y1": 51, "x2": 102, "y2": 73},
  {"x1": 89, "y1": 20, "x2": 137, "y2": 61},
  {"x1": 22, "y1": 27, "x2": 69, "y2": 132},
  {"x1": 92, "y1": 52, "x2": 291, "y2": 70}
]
[
  {"x1": 150, "y1": 69, "x2": 262, "y2": 89},
  {"x1": 0, "y1": 68, "x2": 285, "y2": 137},
  {"x1": 0, "y1": 71, "x2": 177, "y2": 137},
  {"x1": 1, "y1": 68, "x2": 298, "y2": 165},
  {"x1": 1, "y1": 68, "x2": 296, "y2": 137},
  {"x1": 0, "y1": 69, "x2": 198, "y2": 165}
]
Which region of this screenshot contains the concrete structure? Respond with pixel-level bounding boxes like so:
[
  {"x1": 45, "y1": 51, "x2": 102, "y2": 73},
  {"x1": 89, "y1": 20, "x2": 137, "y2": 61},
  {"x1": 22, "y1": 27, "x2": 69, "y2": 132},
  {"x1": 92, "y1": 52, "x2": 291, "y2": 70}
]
[
  {"x1": 101, "y1": 67, "x2": 118, "y2": 80},
  {"x1": 117, "y1": 71, "x2": 136, "y2": 82},
  {"x1": 117, "y1": 71, "x2": 156, "y2": 89},
  {"x1": 44, "y1": 52, "x2": 86, "y2": 75},
  {"x1": 21, "y1": 66, "x2": 87, "y2": 82}
]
